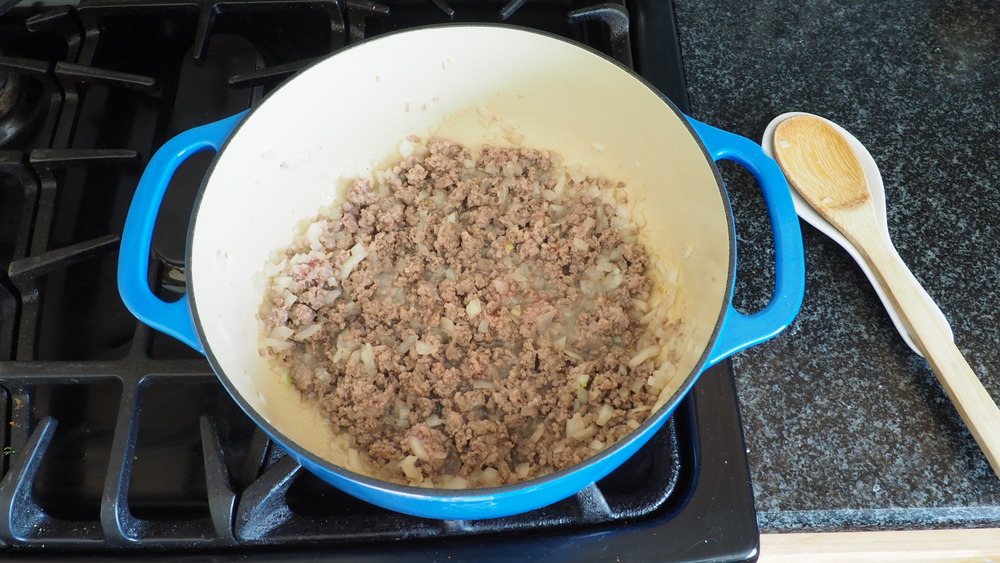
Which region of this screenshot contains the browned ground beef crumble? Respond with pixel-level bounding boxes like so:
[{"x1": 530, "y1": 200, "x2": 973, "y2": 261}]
[{"x1": 260, "y1": 137, "x2": 671, "y2": 488}]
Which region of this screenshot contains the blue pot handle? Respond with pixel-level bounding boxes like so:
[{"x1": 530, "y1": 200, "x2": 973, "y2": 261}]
[
  {"x1": 117, "y1": 111, "x2": 249, "y2": 354},
  {"x1": 686, "y1": 117, "x2": 805, "y2": 367}
]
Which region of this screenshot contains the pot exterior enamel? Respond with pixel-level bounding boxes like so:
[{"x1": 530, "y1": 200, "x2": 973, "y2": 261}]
[{"x1": 118, "y1": 25, "x2": 804, "y2": 520}]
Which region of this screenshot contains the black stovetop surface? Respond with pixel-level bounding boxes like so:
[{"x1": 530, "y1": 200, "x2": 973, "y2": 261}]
[{"x1": 0, "y1": 1, "x2": 757, "y2": 560}]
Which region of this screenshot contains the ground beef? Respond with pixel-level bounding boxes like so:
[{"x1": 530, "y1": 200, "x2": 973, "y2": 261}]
[{"x1": 259, "y1": 136, "x2": 677, "y2": 488}]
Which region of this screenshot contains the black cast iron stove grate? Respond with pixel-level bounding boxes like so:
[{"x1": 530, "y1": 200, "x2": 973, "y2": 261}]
[{"x1": 0, "y1": 1, "x2": 757, "y2": 560}]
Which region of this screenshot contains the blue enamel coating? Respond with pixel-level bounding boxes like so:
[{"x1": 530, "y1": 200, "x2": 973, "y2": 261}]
[
  {"x1": 117, "y1": 110, "x2": 804, "y2": 521},
  {"x1": 117, "y1": 111, "x2": 249, "y2": 353},
  {"x1": 686, "y1": 117, "x2": 805, "y2": 366}
]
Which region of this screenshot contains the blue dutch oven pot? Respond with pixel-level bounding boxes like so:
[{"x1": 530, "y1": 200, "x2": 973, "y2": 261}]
[{"x1": 118, "y1": 25, "x2": 804, "y2": 520}]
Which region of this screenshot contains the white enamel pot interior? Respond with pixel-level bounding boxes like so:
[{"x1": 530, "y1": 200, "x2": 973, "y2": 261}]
[{"x1": 120, "y1": 25, "x2": 803, "y2": 520}]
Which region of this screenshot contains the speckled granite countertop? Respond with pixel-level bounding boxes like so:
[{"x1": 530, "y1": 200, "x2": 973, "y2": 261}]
[{"x1": 672, "y1": 0, "x2": 1000, "y2": 532}]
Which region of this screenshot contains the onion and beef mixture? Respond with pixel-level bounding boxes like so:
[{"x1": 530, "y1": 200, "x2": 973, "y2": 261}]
[{"x1": 259, "y1": 136, "x2": 677, "y2": 488}]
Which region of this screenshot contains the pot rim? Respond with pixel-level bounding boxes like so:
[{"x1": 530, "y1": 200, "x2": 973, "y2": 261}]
[{"x1": 185, "y1": 23, "x2": 735, "y2": 498}]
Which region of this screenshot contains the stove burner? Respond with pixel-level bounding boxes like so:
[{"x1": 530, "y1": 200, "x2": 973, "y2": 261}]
[
  {"x1": 0, "y1": 64, "x2": 40, "y2": 149},
  {"x1": 0, "y1": 69, "x2": 20, "y2": 119}
]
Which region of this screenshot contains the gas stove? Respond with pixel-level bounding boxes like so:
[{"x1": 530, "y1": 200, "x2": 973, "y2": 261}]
[{"x1": 0, "y1": 1, "x2": 758, "y2": 560}]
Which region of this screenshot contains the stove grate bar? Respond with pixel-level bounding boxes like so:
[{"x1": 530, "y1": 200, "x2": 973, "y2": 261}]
[
  {"x1": 99, "y1": 375, "x2": 236, "y2": 547},
  {"x1": 498, "y1": 0, "x2": 525, "y2": 19},
  {"x1": 24, "y1": 7, "x2": 84, "y2": 64},
  {"x1": 0, "y1": 156, "x2": 39, "y2": 359},
  {"x1": 6, "y1": 234, "x2": 120, "y2": 286},
  {"x1": 188, "y1": 0, "x2": 345, "y2": 63},
  {"x1": 228, "y1": 57, "x2": 323, "y2": 90},
  {"x1": 234, "y1": 452, "x2": 301, "y2": 542},
  {"x1": 344, "y1": 0, "x2": 390, "y2": 43},
  {"x1": 53, "y1": 62, "x2": 158, "y2": 95},
  {"x1": 567, "y1": 3, "x2": 632, "y2": 67},
  {"x1": 8, "y1": 234, "x2": 119, "y2": 360},
  {"x1": 26, "y1": 149, "x2": 137, "y2": 257},
  {"x1": 0, "y1": 416, "x2": 106, "y2": 545},
  {"x1": 199, "y1": 414, "x2": 237, "y2": 542},
  {"x1": 0, "y1": 57, "x2": 49, "y2": 79},
  {"x1": 430, "y1": 0, "x2": 455, "y2": 18}
]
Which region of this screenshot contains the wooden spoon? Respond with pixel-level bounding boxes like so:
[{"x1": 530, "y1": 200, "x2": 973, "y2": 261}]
[{"x1": 772, "y1": 114, "x2": 1000, "y2": 479}]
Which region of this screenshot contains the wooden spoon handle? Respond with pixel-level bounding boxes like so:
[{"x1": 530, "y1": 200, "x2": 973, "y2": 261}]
[{"x1": 851, "y1": 218, "x2": 1000, "y2": 478}]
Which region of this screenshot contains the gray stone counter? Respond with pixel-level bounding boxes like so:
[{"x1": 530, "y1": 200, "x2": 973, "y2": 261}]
[{"x1": 672, "y1": 0, "x2": 1000, "y2": 532}]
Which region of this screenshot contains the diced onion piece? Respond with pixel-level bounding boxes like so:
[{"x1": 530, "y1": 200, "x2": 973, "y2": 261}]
[
  {"x1": 566, "y1": 413, "x2": 586, "y2": 437},
  {"x1": 273, "y1": 275, "x2": 293, "y2": 292},
  {"x1": 414, "y1": 340, "x2": 438, "y2": 355},
  {"x1": 640, "y1": 307, "x2": 659, "y2": 325},
  {"x1": 466, "y1": 298, "x2": 482, "y2": 318},
  {"x1": 663, "y1": 267, "x2": 679, "y2": 285},
  {"x1": 339, "y1": 242, "x2": 369, "y2": 280},
  {"x1": 647, "y1": 363, "x2": 676, "y2": 390},
  {"x1": 589, "y1": 439, "x2": 604, "y2": 451},
  {"x1": 425, "y1": 414, "x2": 443, "y2": 427},
  {"x1": 515, "y1": 462, "x2": 530, "y2": 479},
  {"x1": 264, "y1": 338, "x2": 294, "y2": 351},
  {"x1": 529, "y1": 424, "x2": 546, "y2": 443},
  {"x1": 631, "y1": 298, "x2": 649, "y2": 313},
  {"x1": 439, "y1": 317, "x2": 455, "y2": 335},
  {"x1": 472, "y1": 380, "x2": 493, "y2": 389},
  {"x1": 444, "y1": 475, "x2": 470, "y2": 489},
  {"x1": 629, "y1": 344, "x2": 661, "y2": 367},
  {"x1": 564, "y1": 348, "x2": 583, "y2": 361},
  {"x1": 408, "y1": 435, "x2": 430, "y2": 462},
  {"x1": 397, "y1": 334, "x2": 418, "y2": 353},
  {"x1": 595, "y1": 206, "x2": 609, "y2": 233},
  {"x1": 571, "y1": 424, "x2": 597, "y2": 442},
  {"x1": 653, "y1": 384, "x2": 674, "y2": 414},
  {"x1": 400, "y1": 455, "x2": 422, "y2": 481},
  {"x1": 478, "y1": 318, "x2": 490, "y2": 333},
  {"x1": 293, "y1": 324, "x2": 322, "y2": 341},
  {"x1": 321, "y1": 289, "x2": 342, "y2": 306},
  {"x1": 626, "y1": 419, "x2": 641, "y2": 430},
  {"x1": 481, "y1": 467, "x2": 501, "y2": 487},
  {"x1": 306, "y1": 221, "x2": 325, "y2": 250},
  {"x1": 516, "y1": 263, "x2": 532, "y2": 279},
  {"x1": 603, "y1": 270, "x2": 625, "y2": 291},
  {"x1": 360, "y1": 343, "x2": 376, "y2": 375},
  {"x1": 398, "y1": 138, "x2": 414, "y2": 158},
  {"x1": 270, "y1": 325, "x2": 294, "y2": 340},
  {"x1": 596, "y1": 404, "x2": 615, "y2": 426},
  {"x1": 535, "y1": 310, "x2": 555, "y2": 335},
  {"x1": 572, "y1": 237, "x2": 588, "y2": 251}
]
